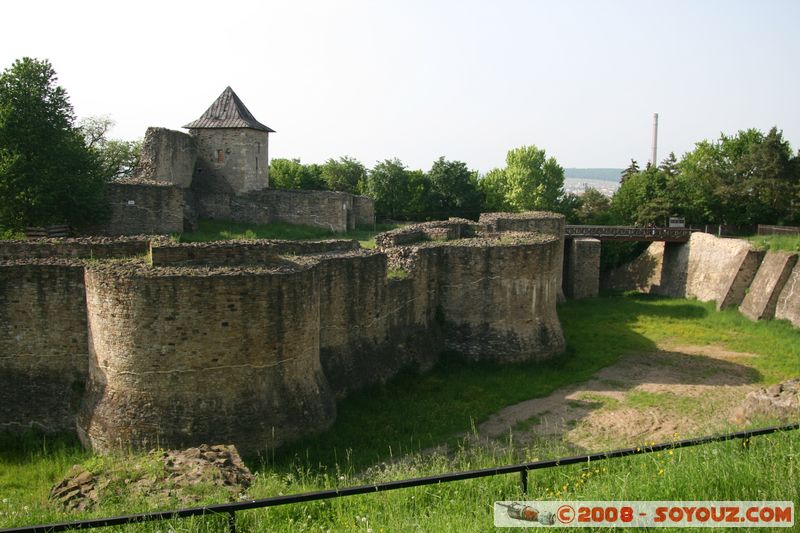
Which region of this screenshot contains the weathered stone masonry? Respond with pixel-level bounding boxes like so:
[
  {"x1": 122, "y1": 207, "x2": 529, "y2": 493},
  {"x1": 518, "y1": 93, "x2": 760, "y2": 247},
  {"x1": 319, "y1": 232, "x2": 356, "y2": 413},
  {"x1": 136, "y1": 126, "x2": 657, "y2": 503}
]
[
  {"x1": 0, "y1": 262, "x2": 88, "y2": 433},
  {"x1": 1, "y1": 213, "x2": 566, "y2": 454},
  {"x1": 603, "y1": 232, "x2": 800, "y2": 329},
  {"x1": 79, "y1": 260, "x2": 334, "y2": 453}
]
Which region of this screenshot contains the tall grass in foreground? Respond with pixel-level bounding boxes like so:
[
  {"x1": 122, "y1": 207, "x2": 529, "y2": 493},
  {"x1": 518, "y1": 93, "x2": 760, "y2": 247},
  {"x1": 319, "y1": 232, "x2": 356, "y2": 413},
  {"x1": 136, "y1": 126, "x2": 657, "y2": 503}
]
[
  {"x1": 1, "y1": 294, "x2": 798, "y2": 530},
  {"x1": 1, "y1": 430, "x2": 797, "y2": 531}
]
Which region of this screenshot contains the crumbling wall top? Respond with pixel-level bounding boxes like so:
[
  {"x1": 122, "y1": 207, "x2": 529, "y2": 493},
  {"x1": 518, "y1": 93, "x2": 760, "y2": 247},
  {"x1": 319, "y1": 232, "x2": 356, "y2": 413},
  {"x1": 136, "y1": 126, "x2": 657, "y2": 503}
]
[
  {"x1": 0, "y1": 236, "x2": 152, "y2": 261},
  {"x1": 135, "y1": 127, "x2": 196, "y2": 188},
  {"x1": 478, "y1": 211, "x2": 565, "y2": 234},
  {"x1": 375, "y1": 218, "x2": 479, "y2": 249}
]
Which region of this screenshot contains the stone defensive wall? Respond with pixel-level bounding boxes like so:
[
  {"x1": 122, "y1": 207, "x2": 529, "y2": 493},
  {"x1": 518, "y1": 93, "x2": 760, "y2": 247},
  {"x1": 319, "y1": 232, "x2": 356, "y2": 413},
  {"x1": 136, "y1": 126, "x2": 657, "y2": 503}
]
[
  {"x1": 0, "y1": 260, "x2": 88, "y2": 433},
  {"x1": 195, "y1": 188, "x2": 374, "y2": 233},
  {"x1": 96, "y1": 180, "x2": 186, "y2": 236},
  {"x1": 0, "y1": 236, "x2": 150, "y2": 261},
  {"x1": 603, "y1": 232, "x2": 800, "y2": 328},
  {"x1": 1, "y1": 212, "x2": 566, "y2": 453},
  {"x1": 137, "y1": 127, "x2": 197, "y2": 188}
]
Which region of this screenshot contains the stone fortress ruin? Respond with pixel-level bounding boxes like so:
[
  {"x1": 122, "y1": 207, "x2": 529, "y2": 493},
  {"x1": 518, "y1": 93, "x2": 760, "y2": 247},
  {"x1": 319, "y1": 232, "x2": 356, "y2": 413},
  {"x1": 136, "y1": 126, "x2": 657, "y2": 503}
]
[
  {"x1": 0, "y1": 213, "x2": 567, "y2": 454},
  {"x1": 3, "y1": 87, "x2": 799, "y2": 457},
  {"x1": 1, "y1": 88, "x2": 584, "y2": 455},
  {"x1": 96, "y1": 87, "x2": 375, "y2": 236},
  {"x1": 3, "y1": 210, "x2": 799, "y2": 454}
]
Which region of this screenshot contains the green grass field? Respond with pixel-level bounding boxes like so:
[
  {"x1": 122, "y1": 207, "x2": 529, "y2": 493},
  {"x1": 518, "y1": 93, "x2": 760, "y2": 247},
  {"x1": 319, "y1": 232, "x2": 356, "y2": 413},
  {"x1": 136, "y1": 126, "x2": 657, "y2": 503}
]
[
  {"x1": 745, "y1": 233, "x2": 800, "y2": 252},
  {"x1": 179, "y1": 220, "x2": 401, "y2": 249},
  {"x1": 1, "y1": 294, "x2": 798, "y2": 531}
]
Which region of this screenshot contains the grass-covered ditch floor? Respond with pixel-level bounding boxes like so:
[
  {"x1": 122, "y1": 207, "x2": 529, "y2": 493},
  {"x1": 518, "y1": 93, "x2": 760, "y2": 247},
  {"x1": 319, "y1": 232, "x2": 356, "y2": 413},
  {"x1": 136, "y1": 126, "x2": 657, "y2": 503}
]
[
  {"x1": 178, "y1": 219, "x2": 401, "y2": 249},
  {"x1": 1, "y1": 294, "x2": 798, "y2": 531}
]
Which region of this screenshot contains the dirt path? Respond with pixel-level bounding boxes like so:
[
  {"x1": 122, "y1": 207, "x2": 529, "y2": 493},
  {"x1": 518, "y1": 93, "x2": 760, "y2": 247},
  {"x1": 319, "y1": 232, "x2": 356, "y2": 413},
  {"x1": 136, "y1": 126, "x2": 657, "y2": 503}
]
[{"x1": 475, "y1": 343, "x2": 761, "y2": 451}]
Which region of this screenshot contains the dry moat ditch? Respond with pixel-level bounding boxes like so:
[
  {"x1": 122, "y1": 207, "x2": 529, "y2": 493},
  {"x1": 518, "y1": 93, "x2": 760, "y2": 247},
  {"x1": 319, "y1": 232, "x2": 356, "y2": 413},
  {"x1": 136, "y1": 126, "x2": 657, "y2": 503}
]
[{"x1": 472, "y1": 343, "x2": 766, "y2": 452}]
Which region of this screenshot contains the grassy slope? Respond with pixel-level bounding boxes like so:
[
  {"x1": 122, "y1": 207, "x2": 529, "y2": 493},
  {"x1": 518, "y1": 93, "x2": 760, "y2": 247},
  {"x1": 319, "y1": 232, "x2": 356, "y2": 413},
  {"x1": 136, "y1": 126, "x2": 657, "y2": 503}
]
[
  {"x1": 745, "y1": 233, "x2": 800, "y2": 252},
  {"x1": 2, "y1": 294, "x2": 798, "y2": 531}
]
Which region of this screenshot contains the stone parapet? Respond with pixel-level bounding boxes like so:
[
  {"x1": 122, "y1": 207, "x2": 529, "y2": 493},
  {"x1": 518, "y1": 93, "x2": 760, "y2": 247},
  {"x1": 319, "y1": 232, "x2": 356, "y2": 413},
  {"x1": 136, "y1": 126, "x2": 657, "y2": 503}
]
[{"x1": 0, "y1": 237, "x2": 150, "y2": 260}]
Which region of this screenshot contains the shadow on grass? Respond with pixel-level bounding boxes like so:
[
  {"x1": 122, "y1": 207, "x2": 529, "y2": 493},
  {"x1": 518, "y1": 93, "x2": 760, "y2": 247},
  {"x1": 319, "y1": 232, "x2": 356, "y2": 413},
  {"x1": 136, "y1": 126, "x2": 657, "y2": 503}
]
[
  {"x1": 257, "y1": 294, "x2": 720, "y2": 472},
  {"x1": 0, "y1": 429, "x2": 85, "y2": 464}
]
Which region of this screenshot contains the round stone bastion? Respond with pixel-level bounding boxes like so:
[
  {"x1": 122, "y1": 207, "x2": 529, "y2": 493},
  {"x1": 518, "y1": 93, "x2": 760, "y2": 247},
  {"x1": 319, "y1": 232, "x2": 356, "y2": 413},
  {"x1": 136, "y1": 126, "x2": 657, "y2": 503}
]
[
  {"x1": 77, "y1": 258, "x2": 335, "y2": 454},
  {"x1": 412, "y1": 233, "x2": 566, "y2": 363}
]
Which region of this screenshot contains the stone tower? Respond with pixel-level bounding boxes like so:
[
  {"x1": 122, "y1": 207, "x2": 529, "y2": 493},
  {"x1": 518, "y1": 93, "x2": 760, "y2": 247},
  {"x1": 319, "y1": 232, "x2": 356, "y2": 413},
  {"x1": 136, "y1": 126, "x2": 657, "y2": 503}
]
[{"x1": 184, "y1": 87, "x2": 274, "y2": 195}]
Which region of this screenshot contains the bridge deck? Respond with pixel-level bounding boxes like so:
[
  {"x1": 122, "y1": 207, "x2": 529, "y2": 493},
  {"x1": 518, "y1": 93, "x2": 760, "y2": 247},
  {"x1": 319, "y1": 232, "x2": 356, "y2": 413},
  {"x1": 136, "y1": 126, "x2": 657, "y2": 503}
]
[{"x1": 565, "y1": 225, "x2": 692, "y2": 242}]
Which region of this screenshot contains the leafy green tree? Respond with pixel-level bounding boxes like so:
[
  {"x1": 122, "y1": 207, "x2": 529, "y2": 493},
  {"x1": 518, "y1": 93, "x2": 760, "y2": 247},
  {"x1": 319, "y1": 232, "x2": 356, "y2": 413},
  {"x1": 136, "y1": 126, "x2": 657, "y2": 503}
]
[
  {"x1": 79, "y1": 115, "x2": 141, "y2": 180},
  {"x1": 269, "y1": 158, "x2": 326, "y2": 190},
  {"x1": 680, "y1": 128, "x2": 799, "y2": 226},
  {"x1": 405, "y1": 169, "x2": 435, "y2": 220},
  {"x1": 635, "y1": 195, "x2": 672, "y2": 226},
  {"x1": 658, "y1": 151, "x2": 679, "y2": 178},
  {"x1": 620, "y1": 159, "x2": 640, "y2": 184},
  {"x1": 427, "y1": 157, "x2": 483, "y2": 219},
  {"x1": 731, "y1": 127, "x2": 797, "y2": 225},
  {"x1": 557, "y1": 192, "x2": 583, "y2": 223},
  {"x1": 320, "y1": 156, "x2": 366, "y2": 194},
  {"x1": 478, "y1": 168, "x2": 511, "y2": 212},
  {"x1": 504, "y1": 145, "x2": 565, "y2": 211},
  {"x1": 363, "y1": 158, "x2": 411, "y2": 220},
  {"x1": 610, "y1": 166, "x2": 653, "y2": 225},
  {"x1": 0, "y1": 58, "x2": 107, "y2": 229},
  {"x1": 576, "y1": 187, "x2": 612, "y2": 225}
]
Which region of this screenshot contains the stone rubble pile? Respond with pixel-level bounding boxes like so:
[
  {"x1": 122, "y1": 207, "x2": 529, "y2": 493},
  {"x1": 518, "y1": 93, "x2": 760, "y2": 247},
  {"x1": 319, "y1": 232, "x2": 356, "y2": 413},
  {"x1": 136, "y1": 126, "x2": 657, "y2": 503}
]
[
  {"x1": 50, "y1": 444, "x2": 253, "y2": 512},
  {"x1": 731, "y1": 378, "x2": 800, "y2": 424}
]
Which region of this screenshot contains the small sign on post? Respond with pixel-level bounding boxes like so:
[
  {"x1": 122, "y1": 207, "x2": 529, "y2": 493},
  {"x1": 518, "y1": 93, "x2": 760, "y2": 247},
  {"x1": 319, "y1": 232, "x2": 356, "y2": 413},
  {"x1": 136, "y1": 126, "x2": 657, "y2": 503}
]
[{"x1": 668, "y1": 217, "x2": 685, "y2": 228}]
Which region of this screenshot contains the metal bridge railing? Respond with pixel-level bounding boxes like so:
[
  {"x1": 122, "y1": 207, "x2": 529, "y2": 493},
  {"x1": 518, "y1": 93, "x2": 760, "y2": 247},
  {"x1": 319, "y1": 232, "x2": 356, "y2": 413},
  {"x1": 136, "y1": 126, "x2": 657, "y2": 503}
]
[
  {"x1": 4, "y1": 423, "x2": 797, "y2": 533},
  {"x1": 565, "y1": 225, "x2": 693, "y2": 242}
]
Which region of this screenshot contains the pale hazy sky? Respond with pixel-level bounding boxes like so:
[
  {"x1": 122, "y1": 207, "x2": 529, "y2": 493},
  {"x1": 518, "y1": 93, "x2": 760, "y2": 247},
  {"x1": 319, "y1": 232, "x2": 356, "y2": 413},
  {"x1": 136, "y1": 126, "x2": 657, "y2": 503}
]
[{"x1": 2, "y1": 0, "x2": 797, "y2": 172}]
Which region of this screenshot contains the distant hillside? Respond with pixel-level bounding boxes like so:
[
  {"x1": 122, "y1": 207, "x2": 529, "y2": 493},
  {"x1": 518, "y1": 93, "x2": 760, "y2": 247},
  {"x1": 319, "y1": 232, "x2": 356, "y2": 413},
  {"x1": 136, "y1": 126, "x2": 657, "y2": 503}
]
[{"x1": 563, "y1": 168, "x2": 622, "y2": 183}]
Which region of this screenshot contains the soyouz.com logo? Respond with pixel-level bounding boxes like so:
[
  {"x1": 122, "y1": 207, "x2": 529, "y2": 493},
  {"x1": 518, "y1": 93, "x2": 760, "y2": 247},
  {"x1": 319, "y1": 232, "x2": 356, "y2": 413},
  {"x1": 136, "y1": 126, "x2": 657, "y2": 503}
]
[{"x1": 493, "y1": 501, "x2": 794, "y2": 527}]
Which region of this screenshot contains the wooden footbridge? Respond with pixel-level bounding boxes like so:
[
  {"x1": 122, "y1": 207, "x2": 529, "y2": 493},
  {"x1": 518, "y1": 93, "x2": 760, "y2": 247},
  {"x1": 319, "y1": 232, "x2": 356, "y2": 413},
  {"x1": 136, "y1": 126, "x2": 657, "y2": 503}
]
[{"x1": 565, "y1": 225, "x2": 692, "y2": 242}]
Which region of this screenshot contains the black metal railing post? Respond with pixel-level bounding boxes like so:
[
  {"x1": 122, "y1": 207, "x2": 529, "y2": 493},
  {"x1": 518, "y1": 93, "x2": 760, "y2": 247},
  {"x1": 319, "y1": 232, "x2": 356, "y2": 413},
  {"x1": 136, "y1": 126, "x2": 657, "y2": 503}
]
[
  {"x1": 227, "y1": 510, "x2": 236, "y2": 533},
  {"x1": 519, "y1": 469, "x2": 528, "y2": 495}
]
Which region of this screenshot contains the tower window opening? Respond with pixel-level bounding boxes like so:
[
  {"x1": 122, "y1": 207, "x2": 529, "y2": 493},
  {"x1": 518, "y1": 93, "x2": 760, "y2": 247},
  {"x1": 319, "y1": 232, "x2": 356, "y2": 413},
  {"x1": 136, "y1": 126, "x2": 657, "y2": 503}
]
[{"x1": 217, "y1": 149, "x2": 225, "y2": 163}]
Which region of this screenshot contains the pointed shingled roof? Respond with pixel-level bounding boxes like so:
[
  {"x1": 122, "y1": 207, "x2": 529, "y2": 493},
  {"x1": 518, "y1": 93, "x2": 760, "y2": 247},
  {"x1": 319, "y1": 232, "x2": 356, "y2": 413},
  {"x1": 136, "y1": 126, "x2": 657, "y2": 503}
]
[{"x1": 183, "y1": 86, "x2": 275, "y2": 132}]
